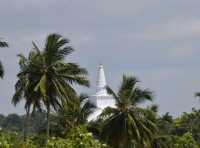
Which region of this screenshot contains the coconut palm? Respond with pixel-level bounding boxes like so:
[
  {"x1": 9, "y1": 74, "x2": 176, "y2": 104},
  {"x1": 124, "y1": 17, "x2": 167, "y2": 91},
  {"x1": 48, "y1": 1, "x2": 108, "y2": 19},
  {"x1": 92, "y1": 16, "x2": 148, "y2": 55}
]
[
  {"x1": 145, "y1": 106, "x2": 172, "y2": 148},
  {"x1": 12, "y1": 52, "x2": 42, "y2": 141},
  {"x1": 27, "y1": 33, "x2": 90, "y2": 139},
  {"x1": 62, "y1": 94, "x2": 96, "y2": 127},
  {"x1": 100, "y1": 75, "x2": 158, "y2": 148},
  {"x1": 55, "y1": 94, "x2": 96, "y2": 135},
  {"x1": 0, "y1": 39, "x2": 8, "y2": 78}
]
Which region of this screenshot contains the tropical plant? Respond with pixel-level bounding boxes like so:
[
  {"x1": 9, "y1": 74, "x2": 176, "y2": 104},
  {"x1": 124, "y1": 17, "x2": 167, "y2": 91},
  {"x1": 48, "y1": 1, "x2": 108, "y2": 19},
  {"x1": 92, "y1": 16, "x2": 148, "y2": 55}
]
[
  {"x1": 173, "y1": 108, "x2": 200, "y2": 144},
  {"x1": 151, "y1": 135, "x2": 172, "y2": 148},
  {"x1": 12, "y1": 52, "x2": 42, "y2": 141},
  {"x1": 172, "y1": 132, "x2": 199, "y2": 148},
  {"x1": 0, "y1": 128, "x2": 111, "y2": 148},
  {"x1": 0, "y1": 39, "x2": 8, "y2": 78},
  {"x1": 63, "y1": 126, "x2": 109, "y2": 148},
  {"x1": 100, "y1": 75, "x2": 158, "y2": 148},
  {"x1": 58, "y1": 94, "x2": 96, "y2": 127},
  {"x1": 145, "y1": 106, "x2": 172, "y2": 148},
  {"x1": 24, "y1": 33, "x2": 90, "y2": 139},
  {"x1": 47, "y1": 93, "x2": 95, "y2": 137}
]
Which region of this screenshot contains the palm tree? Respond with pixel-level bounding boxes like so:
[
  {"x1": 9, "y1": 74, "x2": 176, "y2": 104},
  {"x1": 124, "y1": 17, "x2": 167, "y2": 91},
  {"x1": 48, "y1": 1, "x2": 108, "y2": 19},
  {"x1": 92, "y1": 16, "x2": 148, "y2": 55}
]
[
  {"x1": 62, "y1": 94, "x2": 96, "y2": 127},
  {"x1": 100, "y1": 75, "x2": 158, "y2": 148},
  {"x1": 195, "y1": 92, "x2": 200, "y2": 99},
  {"x1": 146, "y1": 106, "x2": 172, "y2": 148},
  {"x1": 12, "y1": 52, "x2": 42, "y2": 141},
  {"x1": 27, "y1": 33, "x2": 90, "y2": 139},
  {"x1": 0, "y1": 39, "x2": 8, "y2": 78},
  {"x1": 55, "y1": 94, "x2": 96, "y2": 136}
]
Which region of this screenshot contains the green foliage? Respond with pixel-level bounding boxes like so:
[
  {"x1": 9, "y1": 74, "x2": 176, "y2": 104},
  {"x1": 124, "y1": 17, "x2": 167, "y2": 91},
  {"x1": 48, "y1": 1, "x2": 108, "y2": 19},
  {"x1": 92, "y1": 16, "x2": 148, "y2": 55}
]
[
  {"x1": 0, "y1": 131, "x2": 37, "y2": 148},
  {"x1": 0, "y1": 126, "x2": 109, "y2": 148},
  {"x1": 100, "y1": 75, "x2": 157, "y2": 148},
  {"x1": 64, "y1": 126, "x2": 108, "y2": 148},
  {"x1": 46, "y1": 137, "x2": 68, "y2": 148},
  {"x1": 46, "y1": 126, "x2": 109, "y2": 148},
  {"x1": 172, "y1": 132, "x2": 199, "y2": 148},
  {"x1": 52, "y1": 94, "x2": 96, "y2": 137},
  {"x1": 0, "y1": 131, "x2": 19, "y2": 148},
  {"x1": 0, "y1": 114, "x2": 23, "y2": 132}
]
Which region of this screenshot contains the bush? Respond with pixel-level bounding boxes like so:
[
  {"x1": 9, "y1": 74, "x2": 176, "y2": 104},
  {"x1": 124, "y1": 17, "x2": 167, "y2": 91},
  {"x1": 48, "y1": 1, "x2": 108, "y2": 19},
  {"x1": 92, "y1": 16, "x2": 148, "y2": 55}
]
[
  {"x1": 0, "y1": 131, "x2": 20, "y2": 148},
  {"x1": 0, "y1": 127, "x2": 109, "y2": 148},
  {"x1": 172, "y1": 132, "x2": 199, "y2": 148},
  {"x1": 47, "y1": 126, "x2": 109, "y2": 148}
]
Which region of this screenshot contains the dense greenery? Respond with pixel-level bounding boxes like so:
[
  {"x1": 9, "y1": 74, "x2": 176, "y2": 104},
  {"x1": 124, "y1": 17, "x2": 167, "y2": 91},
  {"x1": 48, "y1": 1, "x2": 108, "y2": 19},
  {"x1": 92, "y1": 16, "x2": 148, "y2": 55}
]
[
  {"x1": 0, "y1": 126, "x2": 108, "y2": 148},
  {"x1": 0, "y1": 108, "x2": 200, "y2": 147},
  {"x1": 0, "y1": 33, "x2": 200, "y2": 147}
]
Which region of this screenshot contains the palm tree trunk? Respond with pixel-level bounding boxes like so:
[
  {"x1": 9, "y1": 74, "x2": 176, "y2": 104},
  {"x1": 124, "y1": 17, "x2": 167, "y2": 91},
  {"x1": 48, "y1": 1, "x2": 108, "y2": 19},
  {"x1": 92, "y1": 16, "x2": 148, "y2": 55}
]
[
  {"x1": 46, "y1": 105, "x2": 50, "y2": 140},
  {"x1": 23, "y1": 107, "x2": 30, "y2": 142}
]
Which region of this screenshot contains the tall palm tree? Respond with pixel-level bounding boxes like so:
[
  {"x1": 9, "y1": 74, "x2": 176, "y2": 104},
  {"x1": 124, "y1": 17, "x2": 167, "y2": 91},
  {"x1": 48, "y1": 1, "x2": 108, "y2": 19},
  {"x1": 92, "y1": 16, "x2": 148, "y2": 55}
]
[
  {"x1": 12, "y1": 52, "x2": 42, "y2": 141},
  {"x1": 100, "y1": 75, "x2": 158, "y2": 148},
  {"x1": 0, "y1": 39, "x2": 8, "y2": 78},
  {"x1": 27, "y1": 33, "x2": 90, "y2": 139}
]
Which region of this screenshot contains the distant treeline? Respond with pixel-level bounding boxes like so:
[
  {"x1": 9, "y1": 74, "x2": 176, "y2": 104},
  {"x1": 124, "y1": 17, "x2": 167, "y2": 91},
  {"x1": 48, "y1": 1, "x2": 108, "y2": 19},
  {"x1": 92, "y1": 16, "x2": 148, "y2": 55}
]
[{"x1": 0, "y1": 111, "x2": 46, "y2": 134}]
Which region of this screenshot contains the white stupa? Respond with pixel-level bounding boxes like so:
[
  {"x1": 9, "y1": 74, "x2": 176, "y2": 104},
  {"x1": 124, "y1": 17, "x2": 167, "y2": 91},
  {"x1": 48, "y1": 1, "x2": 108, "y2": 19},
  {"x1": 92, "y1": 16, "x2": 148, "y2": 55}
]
[{"x1": 89, "y1": 64, "x2": 115, "y2": 120}]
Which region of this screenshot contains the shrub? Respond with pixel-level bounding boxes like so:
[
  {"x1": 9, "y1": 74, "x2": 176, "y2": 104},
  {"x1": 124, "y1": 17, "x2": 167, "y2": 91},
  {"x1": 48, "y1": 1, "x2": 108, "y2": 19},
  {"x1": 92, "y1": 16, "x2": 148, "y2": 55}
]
[
  {"x1": 0, "y1": 127, "x2": 109, "y2": 148},
  {"x1": 172, "y1": 132, "x2": 199, "y2": 148},
  {"x1": 46, "y1": 126, "x2": 109, "y2": 148}
]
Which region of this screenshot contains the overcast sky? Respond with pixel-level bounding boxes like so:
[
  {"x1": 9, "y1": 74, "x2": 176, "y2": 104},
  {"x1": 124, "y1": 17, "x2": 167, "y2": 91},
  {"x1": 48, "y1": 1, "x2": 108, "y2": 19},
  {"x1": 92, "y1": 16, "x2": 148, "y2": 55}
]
[{"x1": 0, "y1": 0, "x2": 200, "y2": 116}]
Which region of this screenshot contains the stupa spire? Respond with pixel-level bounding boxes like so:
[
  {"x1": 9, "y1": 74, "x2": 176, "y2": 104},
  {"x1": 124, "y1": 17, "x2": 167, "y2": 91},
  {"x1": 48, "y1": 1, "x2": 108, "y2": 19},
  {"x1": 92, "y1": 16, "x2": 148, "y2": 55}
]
[
  {"x1": 96, "y1": 64, "x2": 108, "y2": 96},
  {"x1": 88, "y1": 64, "x2": 116, "y2": 120}
]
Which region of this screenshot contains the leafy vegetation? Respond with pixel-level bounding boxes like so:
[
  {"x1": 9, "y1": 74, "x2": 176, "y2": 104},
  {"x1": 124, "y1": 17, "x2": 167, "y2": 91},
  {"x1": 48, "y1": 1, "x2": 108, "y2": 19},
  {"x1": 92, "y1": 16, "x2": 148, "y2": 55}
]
[
  {"x1": 0, "y1": 127, "x2": 108, "y2": 148},
  {"x1": 172, "y1": 132, "x2": 199, "y2": 148}
]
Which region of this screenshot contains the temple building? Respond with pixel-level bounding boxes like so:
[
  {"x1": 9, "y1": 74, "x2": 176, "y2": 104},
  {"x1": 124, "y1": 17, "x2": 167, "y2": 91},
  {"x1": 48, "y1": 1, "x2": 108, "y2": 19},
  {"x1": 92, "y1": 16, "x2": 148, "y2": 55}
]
[{"x1": 89, "y1": 64, "x2": 115, "y2": 120}]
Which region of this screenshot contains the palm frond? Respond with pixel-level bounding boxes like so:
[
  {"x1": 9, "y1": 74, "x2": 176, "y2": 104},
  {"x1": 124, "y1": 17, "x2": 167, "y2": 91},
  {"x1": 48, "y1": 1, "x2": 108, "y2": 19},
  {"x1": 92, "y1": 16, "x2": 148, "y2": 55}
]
[
  {"x1": 32, "y1": 41, "x2": 41, "y2": 54},
  {"x1": 195, "y1": 92, "x2": 200, "y2": 98},
  {"x1": 0, "y1": 40, "x2": 8, "y2": 47},
  {"x1": 106, "y1": 86, "x2": 119, "y2": 103},
  {"x1": 118, "y1": 75, "x2": 139, "y2": 96},
  {"x1": 44, "y1": 33, "x2": 74, "y2": 64},
  {"x1": 99, "y1": 107, "x2": 119, "y2": 119},
  {"x1": 132, "y1": 88, "x2": 153, "y2": 104},
  {"x1": 0, "y1": 61, "x2": 4, "y2": 78}
]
